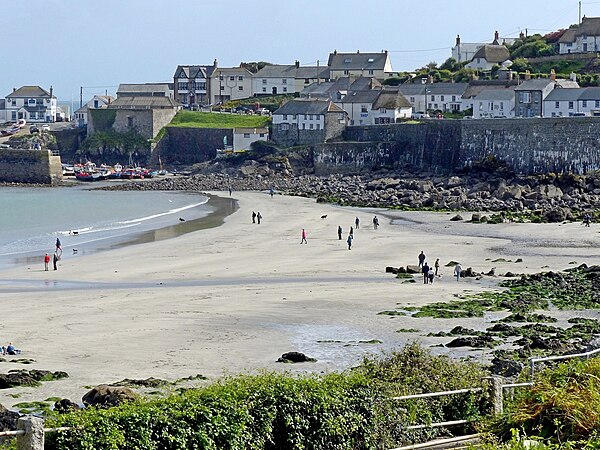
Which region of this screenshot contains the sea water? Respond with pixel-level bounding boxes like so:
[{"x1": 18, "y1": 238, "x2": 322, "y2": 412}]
[{"x1": 0, "y1": 185, "x2": 211, "y2": 267}]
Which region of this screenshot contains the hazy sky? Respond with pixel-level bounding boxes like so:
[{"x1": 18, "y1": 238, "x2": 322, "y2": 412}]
[{"x1": 1, "y1": 0, "x2": 594, "y2": 101}]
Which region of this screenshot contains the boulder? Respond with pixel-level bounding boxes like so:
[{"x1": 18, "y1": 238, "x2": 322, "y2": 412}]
[
  {"x1": 0, "y1": 404, "x2": 19, "y2": 431},
  {"x1": 406, "y1": 265, "x2": 421, "y2": 274},
  {"x1": 82, "y1": 385, "x2": 139, "y2": 408},
  {"x1": 490, "y1": 357, "x2": 523, "y2": 377},
  {"x1": 446, "y1": 336, "x2": 495, "y2": 348},
  {"x1": 471, "y1": 213, "x2": 481, "y2": 222},
  {"x1": 385, "y1": 266, "x2": 398, "y2": 274},
  {"x1": 53, "y1": 398, "x2": 80, "y2": 413},
  {"x1": 277, "y1": 352, "x2": 317, "y2": 363},
  {"x1": 450, "y1": 214, "x2": 463, "y2": 221}
]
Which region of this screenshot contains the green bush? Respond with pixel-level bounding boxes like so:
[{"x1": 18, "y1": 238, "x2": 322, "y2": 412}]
[{"x1": 45, "y1": 345, "x2": 489, "y2": 450}]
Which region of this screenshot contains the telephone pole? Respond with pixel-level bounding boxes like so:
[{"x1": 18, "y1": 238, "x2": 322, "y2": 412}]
[{"x1": 580, "y1": 1, "x2": 582, "y2": 24}]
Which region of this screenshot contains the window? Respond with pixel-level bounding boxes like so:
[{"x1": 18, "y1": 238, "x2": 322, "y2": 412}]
[
  {"x1": 283, "y1": 114, "x2": 288, "y2": 120},
  {"x1": 220, "y1": 86, "x2": 225, "y2": 91},
  {"x1": 368, "y1": 69, "x2": 374, "y2": 75},
  {"x1": 292, "y1": 115, "x2": 296, "y2": 120},
  {"x1": 219, "y1": 75, "x2": 224, "y2": 81},
  {"x1": 259, "y1": 133, "x2": 265, "y2": 137},
  {"x1": 243, "y1": 133, "x2": 250, "y2": 138},
  {"x1": 179, "y1": 82, "x2": 188, "y2": 90},
  {"x1": 309, "y1": 114, "x2": 314, "y2": 120},
  {"x1": 282, "y1": 79, "x2": 287, "y2": 84},
  {"x1": 279, "y1": 123, "x2": 289, "y2": 131},
  {"x1": 316, "y1": 123, "x2": 320, "y2": 130},
  {"x1": 380, "y1": 108, "x2": 386, "y2": 113},
  {"x1": 11, "y1": 112, "x2": 16, "y2": 120},
  {"x1": 238, "y1": 86, "x2": 244, "y2": 91},
  {"x1": 361, "y1": 106, "x2": 368, "y2": 113},
  {"x1": 283, "y1": 87, "x2": 287, "y2": 92},
  {"x1": 367, "y1": 58, "x2": 374, "y2": 63},
  {"x1": 596, "y1": 100, "x2": 600, "y2": 108},
  {"x1": 583, "y1": 100, "x2": 588, "y2": 107},
  {"x1": 193, "y1": 82, "x2": 206, "y2": 90},
  {"x1": 28, "y1": 98, "x2": 36, "y2": 105},
  {"x1": 410, "y1": 97, "x2": 415, "y2": 103},
  {"x1": 304, "y1": 78, "x2": 310, "y2": 84},
  {"x1": 344, "y1": 70, "x2": 349, "y2": 75},
  {"x1": 519, "y1": 92, "x2": 531, "y2": 103},
  {"x1": 304, "y1": 114, "x2": 307, "y2": 119},
  {"x1": 440, "y1": 95, "x2": 445, "y2": 101},
  {"x1": 555, "y1": 101, "x2": 560, "y2": 108},
  {"x1": 428, "y1": 103, "x2": 432, "y2": 109},
  {"x1": 309, "y1": 123, "x2": 314, "y2": 129},
  {"x1": 229, "y1": 76, "x2": 235, "y2": 81},
  {"x1": 500, "y1": 102, "x2": 504, "y2": 110},
  {"x1": 302, "y1": 123, "x2": 306, "y2": 129},
  {"x1": 262, "y1": 79, "x2": 267, "y2": 84},
  {"x1": 452, "y1": 96, "x2": 456, "y2": 101},
  {"x1": 127, "y1": 116, "x2": 134, "y2": 127},
  {"x1": 434, "y1": 104, "x2": 438, "y2": 109},
  {"x1": 431, "y1": 95, "x2": 434, "y2": 101},
  {"x1": 262, "y1": 87, "x2": 266, "y2": 93},
  {"x1": 569, "y1": 101, "x2": 574, "y2": 109},
  {"x1": 238, "y1": 76, "x2": 243, "y2": 81},
  {"x1": 344, "y1": 58, "x2": 352, "y2": 63}
]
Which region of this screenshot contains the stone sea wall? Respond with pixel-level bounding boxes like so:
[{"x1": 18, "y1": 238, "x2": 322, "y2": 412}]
[
  {"x1": 0, "y1": 149, "x2": 62, "y2": 185},
  {"x1": 153, "y1": 127, "x2": 233, "y2": 165}
]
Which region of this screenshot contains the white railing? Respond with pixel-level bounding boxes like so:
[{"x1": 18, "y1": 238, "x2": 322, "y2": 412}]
[{"x1": 529, "y1": 347, "x2": 600, "y2": 378}]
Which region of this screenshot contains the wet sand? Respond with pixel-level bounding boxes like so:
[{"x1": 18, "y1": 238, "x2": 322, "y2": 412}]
[{"x1": 0, "y1": 191, "x2": 599, "y2": 409}]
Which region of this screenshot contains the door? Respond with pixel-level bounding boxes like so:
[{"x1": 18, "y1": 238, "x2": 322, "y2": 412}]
[{"x1": 272, "y1": 87, "x2": 278, "y2": 95}]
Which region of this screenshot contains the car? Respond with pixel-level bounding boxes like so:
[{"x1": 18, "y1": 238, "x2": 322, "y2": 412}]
[
  {"x1": 41, "y1": 124, "x2": 50, "y2": 132},
  {"x1": 411, "y1": 112, "x2": 430, "y2": 119},
  {"x1": 29, "y1": 125, "x2": 39, "y2": 133},
  {"x1": 256, "y1": 108, "x2": 270, "y2": 116}
]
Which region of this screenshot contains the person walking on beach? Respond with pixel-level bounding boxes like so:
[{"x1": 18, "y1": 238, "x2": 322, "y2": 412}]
[
  {"x1": 252, "y1": 211, "x2": 257, "y2": 224},
  {"x1": 349, "y1": 226, "x2": 354, "y2": 237},
  {"x1": 56, "y1": 238, "x2": 61, "y2": 251},
  {"x1": 228, "y1": 186, "x2": 232, "y2": 196},
  {"x1": 584, "y1": 213, "x2": 591, "y2": 227},
  {"x1": 428, "y1": 267, "x2": 435, "y2": 284},
  {"x1": 337, "y1": 225, "x2": 343, "y2": 240},
  {"x1": 434, "y1": 258, "x2": 440, "y2": 277},
  {"x1": 454, "y1": 263, "x2": 462, "y2": 282},
  {"x1": 422, "y1": 262, "x2": 430, "y2": 284},
  {"x1": 270, "y1": 188, "x2": 274, "y2": 198},
  {"x1": 257, "y1": 212, "x2": 262, "y2": 224},
  {"x1": 44, "y1": 253, "x2": 50, "y2": 271},
  {"x1": 347, "y1": 233, "x2": 353, "y2": 250},
  {"x1": 301, "y1": 229, "x2": 308, "y2": 244},
  {"x1": 373, "y1": 215, "x2": 379, "y2": 230},
  {"x1": 418, "y1": 251, "x2": 426, "y2": 268},
  {"x1": 53, "y1": 251, "x2": 59, "y2": 271},
  {"x1": 355, "y1": 217, "x2": 360, "y2": 229}
]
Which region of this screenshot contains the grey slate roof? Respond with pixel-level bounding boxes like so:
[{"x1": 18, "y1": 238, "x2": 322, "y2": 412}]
[
  {"x1": 300, "y1": 77, "x2": 381, "y2": 100},
  {"x1": 108, "y1": 96, "x2": 180, "y2": 109},
  {"x1": 174, "y1": 65, "x2": 216, "y2": 79},
  {"x1": 397, "y1": 82, "x2": 468, "y2": 97},
  {"x1": 273, "y1": 100, "x2": 344, "y2": 116},
  {"x1": 340, "y1": 90, "x2": 381, "y2": 104},
  {"x1": 117, "y1": 83, "x2": 173, "y2": 97},
  {"x1": 372, "y1": 92, "x2": 412, "y2": 109},
  {"x1": 327, "y1": 51, "x2": 389, "y2": 71},
  {"x1": 462, "y1": 80, "x2": 520, "y2": 99},
  {"x1": 545, "y1": 88, "x2": 585, "y2": 101},
  {"x1": 473, "y1": 88, "x2": 517, "y2": 101},
  {"x1": 559, "y1": 17, "x2": 600, "y2": 43},
  {"x1": 580, "y1": 87, "x2": 600, "y2": 100},
  {"x1": 255, "y1": 64, "x2": 329, "y2": 79},
  {"x1": 7, "y1": 86, "x2": 54, "y2": 98},
  {"x1": 514, "y1": 79, "x2": 555, "y2": 91},
  {"x1": 471, "y1": 44, "x2": 510, "y2": 63}
]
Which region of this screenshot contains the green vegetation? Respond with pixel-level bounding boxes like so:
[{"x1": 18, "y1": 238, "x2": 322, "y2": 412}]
[
  {"x1": 89, "y1": 109, "x2": 117, "y2": 132},
  {"x1": 486, "y1": 358, "x2": 600, "y2": 447},
  {"x1": 225, "y1": 94, "x2": 295, "y2": 112},
  {"x1": 168, "y1": 111, "x2": 271, "y2": 129},
  {"x1": 80, "y1": 130, "x2": 150, "y2": 162}
]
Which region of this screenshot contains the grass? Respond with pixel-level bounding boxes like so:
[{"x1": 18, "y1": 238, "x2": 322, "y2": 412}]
[{"x1": 168, "y1": 111, "x2": 271, "y2": 129}]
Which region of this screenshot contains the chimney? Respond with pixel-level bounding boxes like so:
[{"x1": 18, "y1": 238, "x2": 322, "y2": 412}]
[
  {"x1": 456, "y1": 35, "x2": 461, "y2": 46},
  {"x1": 333, "y1": 49, "x2": 337, "y2": 55},
  {"x1": 295, "y1": 60, "x2": 300, "y2": 69},
  {"x1": 50, "y1": 86, "x2": 53, "y2": 97},
  {"x1": 519, "y1": 31, "x2": 525, "y2": 39},
  {"x1": 427, "y1": 74, "x2": 434, "y2": 84},
  {"x1": 13, "y1": 87, "x2": 16, "y2": 92},
  {"x1": 550, "y1": 69, "x2": 556, "y2": 81},
  {"x1": 524, "y1": 70, "x2": 531, "y2": 80},
  {"x1": 356, "y1": 50, "x2": 360, "y2": 54},
  {"x1": 213, "y1": 59, "x2": 218, "y2": 68},
  {"x1": 493, "y1": 30, "x2": 499, "y2": 45}
]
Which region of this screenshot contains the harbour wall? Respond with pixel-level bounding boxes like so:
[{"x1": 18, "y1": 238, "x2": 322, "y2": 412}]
[
  {"x1": 152, "y1": 118, "x2": 600, "y2": 175},
  {"x1": 0, "y1": 149, "x2": 62, "y2": 184}
]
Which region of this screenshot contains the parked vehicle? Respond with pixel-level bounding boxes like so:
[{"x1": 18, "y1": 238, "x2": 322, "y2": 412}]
[
  {"x1": 41, "y1": 124, "x2": 50, "y2": 132},
  {"x1": 29, "y1": 125, "x2": 39, "y2": 133}
]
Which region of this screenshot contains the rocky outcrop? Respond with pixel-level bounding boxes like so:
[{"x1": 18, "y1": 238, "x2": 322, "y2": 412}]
[
  {"x1": 0, "y1": 404, "x2": 19, "y2": 431},
  {"x1": 0, "y1": 369, "x2": 68, "y2": 389},
  {"x1": 277, "y1": 352, "x2": 317, "y2": 363},
  {"x1": 82, "y1": 385, "x2": 139, "y2": 407}
]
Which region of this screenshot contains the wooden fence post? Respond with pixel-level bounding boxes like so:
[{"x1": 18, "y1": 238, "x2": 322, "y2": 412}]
[{"x1": 16, "y1": 416, "x2": 44, "y2": 450}]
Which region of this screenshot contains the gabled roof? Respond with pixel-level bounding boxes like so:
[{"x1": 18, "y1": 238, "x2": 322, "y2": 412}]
[
  {"x1": 274, "y1": 99, "x2": 344, "y2": 116},
  {"x1": 173, "y1": 65, "x2": 216, "y2": 79},
  {"x1": 544, "y1": 88, "x2": 585, "y2": 101},
  {"x1": 108, "y1": 96, "x2": 180, "y2": 109},
  {"x1": 397, "y1": 82, "x2": 469, "y2": 97},
  {"x1": 213, "y1": 67, "x2": 253, "y2": 76},
  {"x1": 462, "y1": 80, "x2": 520, "y2": 99},
  {"x1": 255, "y1": 64, "x2": 329, "y2": 79},
  {"x1": 559, "y1": 17, "x2": 600, "y2": 43},
  {"x1": 473, "y1": 88, "x2": 517, "y2": 101},
  {"x1": 328, "y1": 51, "x2": 390, "y2": 71},
  {"x1": 471, "y1": 44, "x2": 510, "y2": 63},
  {"x1": 372, "y1": 92, "x2": 412, "y2": 109},
  {"x1": 579, "y1": 86, "x2": 600, "y2": 100},
  {"x1": 514, "y1": 79, "x2": 555, "y2": 91},
  {"x1": 340, "y1": 90, "x2": 381, "y2": 104},
  {"x1": 7, "y1": 86, "x2": 54, "y2": 98}
]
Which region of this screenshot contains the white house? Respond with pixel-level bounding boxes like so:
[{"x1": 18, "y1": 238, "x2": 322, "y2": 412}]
[
  {"x1": 253, "y1": 62, "x2": 329, "y2": 96},
  {"x1": 473, "y1": 89, "x2": 516, "y2": 118},
  {"x1": 466, "y1": 44, "x2": 511, "y2": 71},
  {"x1": 559, "y1": 17, "x2": 600, "y2": 54},
  {"x1": 327, "y1": 50, "x2": 394, "y2": 80},
  {"x1": 4, "y1": 86, "x2": 57, "y2": 123},
  {"x1": 543, "y1": 87, "x2": 600, "y2": 117},
  {"x1": 576, "y1": 87, "x2": 600, "y2": 115},
  {"x1": 210, "y1": 67, "x2": 253, "y2": 104},
  {"x1": 337, "y1": 90, "x2": 411, "y2": 125},
  {"x1": 0, "y1": 100, "x2": 6, "y2": 123},
  {"x1": 397, "y1": 83, "x2": 468, "y2": 113},
  {"x1": 74, "y1": 95, "x2": 115, "y2": 127},
  {"x1": 233, "y1": 127, "x2": 269, "y2": 151},
  {"x1": 452, "y1": 31, "x2": 517, "y2": 63}
]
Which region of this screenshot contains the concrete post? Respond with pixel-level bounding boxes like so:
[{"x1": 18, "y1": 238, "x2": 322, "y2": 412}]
[
  {"x1": 16, "y1": 416, "x2": 44, "y2": 450},
  {"x1": 484, "y1": 376, "x2": 504, "y2": 415}
]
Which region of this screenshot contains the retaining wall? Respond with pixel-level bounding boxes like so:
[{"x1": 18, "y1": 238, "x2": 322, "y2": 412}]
[{"x1": 0, "y1": 149, "x2": 62, "y2": 184}]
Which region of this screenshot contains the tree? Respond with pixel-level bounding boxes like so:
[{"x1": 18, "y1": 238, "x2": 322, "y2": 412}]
[
  {"x1": 440, "y1": 57, "x2": 462, "y2": 72},
  {"x1": 509, "y1": 58, "x2": 532, "y2": 73}
]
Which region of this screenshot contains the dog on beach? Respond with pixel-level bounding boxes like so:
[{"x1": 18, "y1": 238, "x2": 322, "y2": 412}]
[
  {"x1": 179, "y1": 217, "x2": 185, "y2": 222},
  {"x1": 320, "y1": 215, "x2": 327, "y2": 219}
]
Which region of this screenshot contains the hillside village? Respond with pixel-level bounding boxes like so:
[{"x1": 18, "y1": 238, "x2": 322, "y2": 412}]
[{"x1": 4, "y1": 18, "x2": 600, "y2": 160}]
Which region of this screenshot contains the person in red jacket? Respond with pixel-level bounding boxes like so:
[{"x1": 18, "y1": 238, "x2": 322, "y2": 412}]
[{"x1": 44, "y1": 253, "x2": 50, "y2": 271}]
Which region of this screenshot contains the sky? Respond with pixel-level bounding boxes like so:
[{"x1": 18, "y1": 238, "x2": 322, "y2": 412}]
[{"x1": 1, "y1": 0, "x2": 597, "y2": 102}]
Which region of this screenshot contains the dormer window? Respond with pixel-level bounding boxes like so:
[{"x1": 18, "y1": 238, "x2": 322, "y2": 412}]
[
  {"x1": 344, "y1": 58, "x2": 352, "y2": 63},
  {"x1": 367, "y1": 58, "x2": 374, "y2": 63}
]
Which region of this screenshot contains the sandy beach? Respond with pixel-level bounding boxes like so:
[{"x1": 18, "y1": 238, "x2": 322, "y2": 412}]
[{"x1": 0, "y1": 191, "x2": 599, "y2": 408}]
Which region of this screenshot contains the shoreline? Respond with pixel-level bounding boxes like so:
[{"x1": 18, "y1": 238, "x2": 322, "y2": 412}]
[{"x1": 0, "y1": 191, "x2": 598, "y2": 410}]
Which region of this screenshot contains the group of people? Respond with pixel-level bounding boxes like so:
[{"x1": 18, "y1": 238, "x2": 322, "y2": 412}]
[
  {"x1": 43, "y1": 238, "x2": 62, "y2": 271},
  {"x1": 417, "y1": 251, "x2": 462, "y2": 283},
  {"x1": 251, "y1": 211, "x2": 263, "y2": 224},
  {"x1": 1, "y1": 342, "x2": 20, "y2": 356}
]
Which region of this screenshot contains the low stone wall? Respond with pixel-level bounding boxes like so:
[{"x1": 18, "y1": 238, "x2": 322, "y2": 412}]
[
  {"x1": 153, "y1": 127, "x2": 233, "y2": 165},
  {"x1": 0, "y1": 149, "x2": 62, "y2": 184}
]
